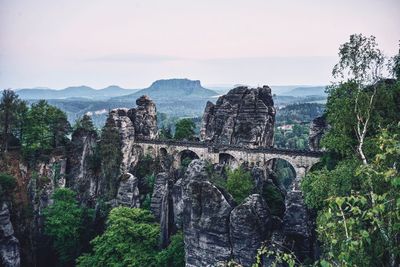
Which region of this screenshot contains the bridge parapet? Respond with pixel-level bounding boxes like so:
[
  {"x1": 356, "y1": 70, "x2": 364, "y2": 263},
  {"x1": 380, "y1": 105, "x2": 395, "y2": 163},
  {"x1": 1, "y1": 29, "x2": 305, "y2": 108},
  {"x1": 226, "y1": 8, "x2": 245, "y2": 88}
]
[{"x1": 135, "y1": 138, "x2": 324, "y2": 158}]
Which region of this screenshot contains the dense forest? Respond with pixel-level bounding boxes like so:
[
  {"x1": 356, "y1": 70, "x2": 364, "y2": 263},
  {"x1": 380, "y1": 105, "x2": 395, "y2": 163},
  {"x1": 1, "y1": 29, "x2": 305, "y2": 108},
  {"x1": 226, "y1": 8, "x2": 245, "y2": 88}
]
[{"x1": 0, "y1": 34, "x2": 399, "y2": 267}]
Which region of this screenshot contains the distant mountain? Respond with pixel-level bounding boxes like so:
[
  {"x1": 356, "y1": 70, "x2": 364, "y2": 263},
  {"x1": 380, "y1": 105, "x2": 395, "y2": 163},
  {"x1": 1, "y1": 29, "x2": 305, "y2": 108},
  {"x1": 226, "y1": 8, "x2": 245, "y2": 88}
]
[
  {"x1": 111, "y1": 79, "x2": 218, "y2": 101},
  {"x1": 286, "y1": 86, "x2": 327, "y2": 97},
  {"x1": 15, "y1": 85, "x2": 139, "y2": 100}
]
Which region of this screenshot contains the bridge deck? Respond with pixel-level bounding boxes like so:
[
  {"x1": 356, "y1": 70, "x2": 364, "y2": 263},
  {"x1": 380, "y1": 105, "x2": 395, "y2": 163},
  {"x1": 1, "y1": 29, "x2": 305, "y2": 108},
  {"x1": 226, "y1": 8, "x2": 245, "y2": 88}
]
[{"x1": 135, "y1": 138, "x2": 324, "y2": 157}]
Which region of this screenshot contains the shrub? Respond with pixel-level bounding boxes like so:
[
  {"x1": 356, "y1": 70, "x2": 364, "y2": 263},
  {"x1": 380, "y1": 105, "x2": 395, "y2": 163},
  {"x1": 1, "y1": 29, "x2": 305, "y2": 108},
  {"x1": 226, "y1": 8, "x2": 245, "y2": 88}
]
[
  {"x1": 0, "y1": 172, "x2": 16, "y2": 193},
  {"x1": 156, "y1": 232, "x2": 185, "y2": 267},
  {"x1": 226, "y1": 167, "x2": 253, "y2": 204}
]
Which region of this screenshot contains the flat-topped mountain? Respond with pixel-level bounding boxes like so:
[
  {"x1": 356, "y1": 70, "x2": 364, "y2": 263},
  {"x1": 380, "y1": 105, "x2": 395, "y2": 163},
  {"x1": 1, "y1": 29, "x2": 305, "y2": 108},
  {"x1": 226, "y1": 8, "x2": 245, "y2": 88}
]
[
  {"x1": 111, "y1": 79, "x2": 218, "y2": 101},
  {"x1": 15, "y1": 85, "x2": 139, "y2": 100}
]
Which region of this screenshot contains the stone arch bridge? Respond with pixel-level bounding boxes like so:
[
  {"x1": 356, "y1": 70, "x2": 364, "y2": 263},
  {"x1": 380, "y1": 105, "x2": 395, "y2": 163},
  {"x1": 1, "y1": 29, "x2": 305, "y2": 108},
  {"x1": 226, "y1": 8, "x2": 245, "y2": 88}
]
[{"x1": 135, "y1": 139, "x2": 323, "y2": 180}]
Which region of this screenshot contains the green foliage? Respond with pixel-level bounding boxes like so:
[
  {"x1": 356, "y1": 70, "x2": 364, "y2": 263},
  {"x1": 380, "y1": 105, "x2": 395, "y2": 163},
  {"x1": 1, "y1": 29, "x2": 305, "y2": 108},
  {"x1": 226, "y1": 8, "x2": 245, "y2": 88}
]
[
  {"x1": 262, "y1": 184, "x2": 284, "y2": 217},
  {"x1": 304, "y1": 129, "x2": 400, "y2": 266},
  {"x1": 302, "y1": 159, "x2": 361, "y2": 210},
  {"x1": 274, "y1": 123, "x2": 309, "y2": 150},
  {"x1": 23, "y1": 100, "x2": 71, "y2": 159},
  {"x1": 73, "y1": 114, "x2": 96, "y2": 133},
  {"x1": 43, "y1": 188, "x2": 85, "y2": 266},
  {"x1": 134, "y1": 154, "x2": 157, "y2": 179},
  {"x1": 156, "y1": 232, "x2": 185, "y2": 267},
  {"x1": 252, "y1": 243, "x2": 299, "y2": 267},
  {"x1": 174, "y1": 118, "x2": 196, "y2": 140},
  {"x1": 159, "y1": 126, "x2": 173, "y2": 140},
  {"x1": 77, "y1": 207, "x2": 160, "y2": 267},
  {"x1": 99, "y1": 124, "x2": 122, "y2": 199},
  {"x1": 0, "y1": 173, "x2": 16, "y2": 198},
  {"x1": 0, "y1": 89, "x2": 28, "y2": 150},
  {"x1": 226, "y1": 167, "x2": 253, "y2": 204},
  {"x1": 276, "y1": 103, "x2": 325, "y2": 124}
]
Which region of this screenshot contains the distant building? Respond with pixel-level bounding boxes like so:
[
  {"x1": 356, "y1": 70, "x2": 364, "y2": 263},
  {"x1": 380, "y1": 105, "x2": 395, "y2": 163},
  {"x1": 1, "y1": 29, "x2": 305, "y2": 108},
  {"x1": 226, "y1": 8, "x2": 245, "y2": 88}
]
[{"x1": 277, "y1": 124, "x2": 293, "y2": 131}]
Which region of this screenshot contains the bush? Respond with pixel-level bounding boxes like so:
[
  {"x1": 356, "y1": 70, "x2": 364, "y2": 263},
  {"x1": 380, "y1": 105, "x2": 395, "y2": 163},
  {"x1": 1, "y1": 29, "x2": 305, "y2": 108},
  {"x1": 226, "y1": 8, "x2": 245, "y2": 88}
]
[
  {"x1": 156, "y1": 232, "x2": 185, "y2": 267},
  {"x1": 226, "y1": 167, "x2": 253, "y2": 204},
  {"x1": 77, "y1": 207, "x2": 160, "y2": 267},
  {"x1": 0, "y1": 172, "x2": 16, "y2": 193},
  {"x1": 44, "y1": 188, "x2": 85, "y2": 265},
  {"x1": 262, "y1": 184, "x2": 285, "y2": 217}
]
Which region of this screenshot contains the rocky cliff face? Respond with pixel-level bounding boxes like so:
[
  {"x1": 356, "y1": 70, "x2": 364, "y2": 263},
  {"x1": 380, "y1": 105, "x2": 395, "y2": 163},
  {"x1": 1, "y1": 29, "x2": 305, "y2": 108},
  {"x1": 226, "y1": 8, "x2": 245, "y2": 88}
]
[
  {"x1": 230, "y1": 194, "x2": 271, "y2": 266},
  {"x1": 309, "y1": 116, "x2": 328, "y2": 151},
  {"x1": 128, "y1": 95, "x2": 158, "y2": 140},
  {"x1": 66, "y1": 128, "x2": 98, "y2": 204},
  {"x1": 106, "y1": 96, "x2": 158, "y2": 174},
  {"x1": 200, "y1": 86, "x2": 275, "y2": 147},
  {"x1": 0, "y1": 202, "x2": 20, "y2": 267}
]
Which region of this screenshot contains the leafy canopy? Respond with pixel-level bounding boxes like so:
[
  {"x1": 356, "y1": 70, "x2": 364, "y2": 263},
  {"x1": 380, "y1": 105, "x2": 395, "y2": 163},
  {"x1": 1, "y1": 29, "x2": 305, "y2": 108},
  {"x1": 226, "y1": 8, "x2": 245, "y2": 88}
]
[
  {"x1": 226, "y1": 167, "x2": 254, "y2": 204},
  {"x1": 77, "y1": 207, "x2": 160, "y2": 267},
  {"x1": 174, "y1": 118, "x2": 196, "y2": 140},
  {"x1": 43, "y1": 188, "x2": 85, "y2": 266}
]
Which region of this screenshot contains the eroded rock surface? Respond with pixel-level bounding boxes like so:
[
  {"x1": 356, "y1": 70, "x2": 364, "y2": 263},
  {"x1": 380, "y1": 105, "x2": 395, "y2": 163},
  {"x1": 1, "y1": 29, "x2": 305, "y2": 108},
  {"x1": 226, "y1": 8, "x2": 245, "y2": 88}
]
[
  {"x1": 308, "y1": 116, "x2": 328, "y2": 151},
  {"x1": 67, "y1": 128, "x2": 98, "y2": 203},
  {"x1": 114, "y1": 173, "x2": 140, "y2": 208},
  {"x1": 128, "y1": 95, "x2": 158, "y2": 140},
  {"x1": 230, "y1": 194, "x2": 271, "y2": 267},
  {"x1": 0, "y1": 202, "x2": 20, "y2": 267},
  {"x1": 182, "y1": 160, "x2": 234, "y2": 267},
  {"x1": 200, "y1": 86, "x2": 275, "y2": 147}
]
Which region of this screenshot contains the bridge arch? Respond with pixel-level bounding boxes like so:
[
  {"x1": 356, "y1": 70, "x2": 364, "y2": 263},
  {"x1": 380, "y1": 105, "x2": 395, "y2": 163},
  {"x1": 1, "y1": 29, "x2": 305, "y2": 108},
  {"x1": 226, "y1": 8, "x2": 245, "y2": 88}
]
[
  {"x1": 219, "y1": 153, "x2": 239, "y2": 169},
  {"x1": 175, "y1": 149, "x2": 200, "y2": 168},
  {"x1": 265, "y1": 158, "x2": 297, "y2": 190}
]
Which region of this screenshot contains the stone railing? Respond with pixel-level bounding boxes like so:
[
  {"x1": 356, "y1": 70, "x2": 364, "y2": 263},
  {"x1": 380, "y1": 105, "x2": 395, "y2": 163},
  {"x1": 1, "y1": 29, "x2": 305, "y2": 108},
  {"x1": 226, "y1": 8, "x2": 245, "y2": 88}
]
[{"x1": 135, "y1": 138, "x2": 324, "y2": 157}]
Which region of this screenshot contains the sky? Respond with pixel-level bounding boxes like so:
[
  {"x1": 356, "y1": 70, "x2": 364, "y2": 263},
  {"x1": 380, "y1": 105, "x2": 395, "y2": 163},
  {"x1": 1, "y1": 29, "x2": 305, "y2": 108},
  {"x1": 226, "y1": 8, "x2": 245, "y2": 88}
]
[{"x1": 0, "y1": 0, "x2": 399, "y2": 89}]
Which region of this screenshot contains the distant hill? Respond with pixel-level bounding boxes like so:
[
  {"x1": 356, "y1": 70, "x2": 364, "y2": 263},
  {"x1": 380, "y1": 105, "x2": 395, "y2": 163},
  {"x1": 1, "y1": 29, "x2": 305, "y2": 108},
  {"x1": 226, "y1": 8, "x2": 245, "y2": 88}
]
[
  {"x1": 15, "y1": 85, "x2": 139, "y2": 100},
  {"x1": 286, "y1": 86, "x2": 327, "y2": 97},
  {"x1": 111, "y1": 79, "x2": 218, "y2": 101}
]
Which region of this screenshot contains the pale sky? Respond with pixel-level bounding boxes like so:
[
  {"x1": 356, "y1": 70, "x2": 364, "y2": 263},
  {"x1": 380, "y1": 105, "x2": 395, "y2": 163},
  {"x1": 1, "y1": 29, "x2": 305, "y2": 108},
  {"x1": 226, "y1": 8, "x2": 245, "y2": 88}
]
[{"x1": 0, "y1": 0, "x2": 399, "y2": 89}]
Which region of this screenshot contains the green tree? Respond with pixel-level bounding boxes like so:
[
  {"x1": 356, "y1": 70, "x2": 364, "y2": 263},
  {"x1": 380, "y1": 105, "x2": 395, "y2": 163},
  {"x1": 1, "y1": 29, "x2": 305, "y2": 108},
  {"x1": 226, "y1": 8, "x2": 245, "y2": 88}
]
[
  {"x1": 23, "y1": 100, "x2": 71, "y2": 157},
  {"x1": 73, "y1": 114, "x2": 96, "y2": 133},
  {"x1": 316, "y1": 129, "x2": 400, "y2": 266},
  {"x1": 43, "y1": 188, "x2": 85, "y2": 266},
  {"x1": 77, "y1": 207, "x2": 160, "y2": 267},
  {"x1": 226, "y1": 167, "x2": 253, "y2": 203},
  {"x1": 174, "y1": 118, "x2": 196, "y2": 140},
  {"x1": 0, "y1": 89, "x2": 27, "y2": 151},
  {"x1": 156, "y1": 232, "x2": 185, "y2": 267},
  {"x1": 301, "y1": 35, "x2": 400, "y2": 266},
  {"x1": 331, "y1": 34, "x2": 385, "y2": 165},
  {"x1": 159, "y1": 126, "x2": 173, "y2": 140},
  {"x1": 0, "y1": 173, "x2": 17, "y2": 200},
  {"x1": 99, "y1": 124, "x2": 122, "y2": 199}
]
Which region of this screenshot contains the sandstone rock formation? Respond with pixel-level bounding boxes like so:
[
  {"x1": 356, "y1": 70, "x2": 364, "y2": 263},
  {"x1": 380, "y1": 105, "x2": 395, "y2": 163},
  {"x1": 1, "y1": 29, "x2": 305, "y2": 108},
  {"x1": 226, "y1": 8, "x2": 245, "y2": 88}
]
[
  {"x1": 114, "y1": 173, "x2": 140, "y2": 208},
  {"x1": 128, "y1": 95, "x2": 158, "y2": 140},
  {"x1": 282, "y1": 188, "x2": 314, "y2": 262},
  {"x1": 230, "y1": 194, "x2": 271, "y2": 266},
  {"x1": 181, "y1": 160, "x2": 233, "y2": 267},
  {"x1": 200, "y1": 86, "x2": 275, "y2": 147},
  {"x1": 0, "y1": 203, "x2": 20, "y2": 267},
  {"x1": 66, "y1": 127, "x2": 98, "y2": 204},
  {"x1": 308, "y1": 116, "x2": 328, "y2": 151},
  {"x1": 150, "y1": 172, "x2": 171, "y2": 221},
  {"x1": 105, "y1": 108, "x2": 136, "y2": 174},
  {"x1": 105, "y1": 96, "x2": 157, "y2": 174}
]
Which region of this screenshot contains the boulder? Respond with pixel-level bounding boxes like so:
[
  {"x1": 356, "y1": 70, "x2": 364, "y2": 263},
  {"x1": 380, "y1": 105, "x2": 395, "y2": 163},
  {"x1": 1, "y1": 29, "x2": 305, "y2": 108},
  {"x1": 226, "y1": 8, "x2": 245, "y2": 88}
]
[
  {"x1": 114, "y1": 173, "x2": 140, "y2": 208},
  {"x1": 182, "y1": 160, "x2": 234, "y2": 267},
  {"x1": 308, "y1": 116, "x2": 328, "y2": 151},
  {"x1": 200, "y1": 86, "x2": 275, "y2": 147},
  {"x1": 128, "y1": 95, "x2": 158, "y2": 140},
  {"x1": 230, "y1": 194, "x2": 271, "y2": 267},
  {"x1": 0, "y1": 202, "x2": 20, "y2": 267}
]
